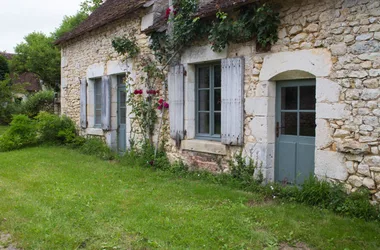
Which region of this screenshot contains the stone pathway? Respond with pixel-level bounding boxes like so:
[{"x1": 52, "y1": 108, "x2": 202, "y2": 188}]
[{"x1": 0, "y1": 233, "x2": 19, "y2": 250}]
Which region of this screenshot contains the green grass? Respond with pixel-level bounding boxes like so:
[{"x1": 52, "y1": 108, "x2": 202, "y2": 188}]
[
  {"x1": 0, "y1": 147, "x2": 379, "y2": 249},
  {"x1": 0, "y1": 125, "x2": 8, "y2": 136}
]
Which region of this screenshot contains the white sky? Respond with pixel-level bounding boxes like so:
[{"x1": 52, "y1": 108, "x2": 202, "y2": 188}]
[{"x1": 0, "y1": 0, "x2": 82, "y2": 53}]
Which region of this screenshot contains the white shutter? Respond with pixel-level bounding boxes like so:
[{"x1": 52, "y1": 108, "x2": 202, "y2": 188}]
[
  {"x1": 221, "y1": 57, "x2": 245, "y2": 145},
  {"x1": 168, "y1": 65, "x2": 184, "y2": 140},
  {"x1": 101, "y1": 75, "x2": 111, "y2": 130},
  {"x1": 80, "y1": 78, "x2": 87, "y2": 129}
]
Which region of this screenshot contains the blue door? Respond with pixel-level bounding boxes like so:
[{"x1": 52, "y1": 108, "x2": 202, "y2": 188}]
[
  {"x1": 275, "y1": 80, "x2": 316, "y2": 185},
  {"x1": 117, "y1": 76, "x2": 127, "y2": 153}
]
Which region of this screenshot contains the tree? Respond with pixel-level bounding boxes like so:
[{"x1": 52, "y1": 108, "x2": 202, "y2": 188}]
[
  {"x1": 0, "y1": 55, "x2": 9, "y2": 81},
  {"x1": 80, "y1": 0, "x2": 103, "y2": 15},
  {"x1": 52, "y1": 12, "x2": 88, "y2": 40},
  {"x1": 11, "y1": 32, "x2": 60, "y2": 90}
]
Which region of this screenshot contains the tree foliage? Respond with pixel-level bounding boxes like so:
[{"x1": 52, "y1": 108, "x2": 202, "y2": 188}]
[
  {"x1": 52, "y1": 12, "x2": 88, "y2": 40},
  {"x1": 80, "y1": 0, "x2": 103, "y2": 15},
  {"x1": 11, "y1": 32, "x2": 60, "y2": 90},
  {"x1": 0, "y1": 55, "x2": 9, "y2": 81}
]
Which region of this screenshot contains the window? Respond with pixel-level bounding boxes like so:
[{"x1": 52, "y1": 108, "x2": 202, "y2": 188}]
[
  {"x1": 94, "y1": 78, "x2": 102, "y2": 126},
  {"x1": 196, "y1": 63, "x2": 221, "y2": 139}
]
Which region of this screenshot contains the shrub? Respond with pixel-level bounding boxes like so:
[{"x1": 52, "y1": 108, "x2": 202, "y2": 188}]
[
  {"x1": 22, "y1": 91, "x2": 55, "y2": 118},
  {"x1": 35, "y1": 112, "x2": 77, "y2": 144},
  {"x1": 229, "y1": 151, "x2": 262, "y2": 188},
  {"x1": 79, "y1": 137, "x2": 115, "y2": 160},
  {"x1": 0, "y1": 114, "x2": 37, "y2": 151}
]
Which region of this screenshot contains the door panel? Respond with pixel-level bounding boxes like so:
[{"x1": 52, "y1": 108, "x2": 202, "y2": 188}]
[
  {"x1": 117, "y1": 85, "x2": 127, "y2": 153},
  {"x1": 275, "y1": 80, "x2": 316, "y2": 185}
]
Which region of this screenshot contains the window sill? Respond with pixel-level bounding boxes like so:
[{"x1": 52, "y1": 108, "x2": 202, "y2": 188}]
[
  {"x1": 86, "y1": 128, "x2": 104, "y2": 136},
  {"x1": 181, "y1": 139, "x2": 227, "y2": 156}
]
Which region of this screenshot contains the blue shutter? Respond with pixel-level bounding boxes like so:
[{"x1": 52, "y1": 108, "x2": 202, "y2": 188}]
[
  {"x1": 101, "y1": 76, "x2": 111, "y2": 130},
  {"x1": 221, "y1": 57, "x2": 244, "y2": 145},
  {"x1": 168, "y1": 65, "x2": 185, "y2": 139},
  {"x1": 80, "y1": 78, "x2": 87, "y2": 129}
]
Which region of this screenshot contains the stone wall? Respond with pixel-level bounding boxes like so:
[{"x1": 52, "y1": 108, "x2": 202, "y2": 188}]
[{"x1": 61, "y1": 0, "x2": 380, "y2": 201}]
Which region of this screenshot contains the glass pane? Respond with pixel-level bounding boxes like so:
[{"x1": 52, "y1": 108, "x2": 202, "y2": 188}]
[
  {"x1": 117, "y1": 75, "x2": 125, "y2": 85},
  {"x1": 95, "y1": 110, "x2": 102, "y2": 125},
  {"x1": 198, "y1": 90, "x2": 210, "y2": 111},
  {"x1": 198, "y1": 67, "x2": 210, "y2": 88},
  {"x1": 214, "y1": 65, "x2": 221, "y2": 87},
  {"x1": 300, "y1": 86, "x2": 316, "y2": 110},
  {"x1": 214, "y1": 113, "x2": 221, "y2": 135},
  {"x1": 120, "y1": 108, "x2": 126, "y2": 124},
  {"x1": 281, "y1": 112, "x2": 297, "y2": 135},
  {"x1": 214, "y1": 89, "x2": 221, "y2": 111},
  {"x1": 198, "y1": 113, "x2": 210, "y2": 134},
  {"x1": 300, "y1": 112, "x2": 316, "y2": 137},
  {"x1": 120, "y1": 91, "x2": 126, "y2": 106},
  {"x1": 281, "y1": 87, "x2": 298, "y2": 110}
]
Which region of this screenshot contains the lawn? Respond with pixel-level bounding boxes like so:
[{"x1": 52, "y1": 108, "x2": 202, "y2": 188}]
[
  {"x1": 0, "y1": 147, "x2": 379, "y2": 249},
  {"x1": 0, "y1": 125, "x2": 8, "y2": 136}
]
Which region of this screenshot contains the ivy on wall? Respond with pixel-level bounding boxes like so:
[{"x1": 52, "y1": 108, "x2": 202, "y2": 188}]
[{"x1": 150, "y1": 0, "x2": 280, "y2": 62}]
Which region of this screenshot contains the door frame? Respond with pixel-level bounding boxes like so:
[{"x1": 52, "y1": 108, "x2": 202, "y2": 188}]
[{"x1": 274, "y1": 79, "x2": 316, "y2": 184}]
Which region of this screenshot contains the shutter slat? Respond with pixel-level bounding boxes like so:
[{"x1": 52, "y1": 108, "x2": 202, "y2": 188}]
[
  {"x1": 101, "y1": 76, "x2": 111, "y2": 130},
  {"x1": 221, "y1": 57, "x2": 244, "y2": 146},
  {"x1": 168, "y1": 65, "x2": 184, "y2": 140},
  {"x1": 80, "y1": 78, "x2": 87, "y2": 129}
]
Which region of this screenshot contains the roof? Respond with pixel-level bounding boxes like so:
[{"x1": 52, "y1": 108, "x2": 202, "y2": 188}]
[
  {"x1": 0, "y1": 53, "x2": 41, "y2": 92},
  {"x1": 0, "y1": 52, "x2": 14, "y2": 60},
  {"x1": 55, "y1": 0, "x2": 149, "y2": 45},
  {"x1": 145, "y1": 0, "x2": 257, "y2": 33}
]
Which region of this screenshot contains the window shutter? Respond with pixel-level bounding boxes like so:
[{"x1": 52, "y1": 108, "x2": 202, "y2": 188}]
[
  {"x1": 80, "y1": 78, "x2": 87, "y2": 129},
  {"x1": 168, "y1": 65, "x2": 184, "y2": 140},
  {"x1": 221, "y1": 57, "x2": 245, "y2": 146},
  {"x1": 101, "y1": 75, "x2": 111, "y2": 130}
]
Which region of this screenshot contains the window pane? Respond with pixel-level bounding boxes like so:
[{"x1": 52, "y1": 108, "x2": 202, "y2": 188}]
[
  {"x1": 117, "y1": 75, "x2": 125, "y2": 85},
  {"x1": 300, "y1": 86, "x2": 316, "y2": 110},
  {"x1": 214, "y1": 65, "x2": 221, "y2": 87},
  {"x1": 198, "y1": 67, "x2": 210, "y2": 88},
  {"x1": 281, "y1": 87, "x2": 298, "y2": 110},
  {"x1": 214, "y1": 113, "x2": 221, "y2": 135},
  {"x1": 281, "y1": 112, "x2": 297, "y2": 135},
  {"x1": 300, "y1": 112, "x2": 316, "y2": 137},
  {"x1": 95, "y1": 110, "x2": 102, "y2": 125},
  {"x1": 120, "y1": 107, "x2": 126, "y2": 125},
  {"x1": 120, "y1": 91, "x2": 126, "y2": 106},
  {"x1": 214, "y1": 89, "x2": 221, "y2": 111},
  {"x1": 198, "y1": 113, "x2": 210, "y2": 134},
  {"x1": 198, "y1": 90, "x2": 210, "y2": 111}
]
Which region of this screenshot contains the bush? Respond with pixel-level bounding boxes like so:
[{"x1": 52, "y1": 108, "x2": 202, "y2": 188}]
[
  {"x1": 22, "y1": 91, "x2": 55, "y2": 118},
  {"x1": 229, "y1": 151, "x2": 263, "y2": 189},
  {"x1": 79, "y1": 137, "x2": 115, "y2": 160},
  {"x1": 0, "y1": 114, "x2": 37, "y2": 151},
  {"x1": 35, "y1": 112, "x2": 77, "y2": 144},
  {"x1": 268, "y1": 176, "x2": 380, "y2": 221}
]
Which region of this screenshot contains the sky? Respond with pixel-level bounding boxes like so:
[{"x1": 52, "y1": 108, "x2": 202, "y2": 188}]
[{"x1": 0, "y1": 0, "x2": 82, "y2": 53}]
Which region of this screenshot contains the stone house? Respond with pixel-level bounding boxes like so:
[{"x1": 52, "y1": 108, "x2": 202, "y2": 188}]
[{"x1": 56, "y1": 0, "x2": 380, "y2": 201}]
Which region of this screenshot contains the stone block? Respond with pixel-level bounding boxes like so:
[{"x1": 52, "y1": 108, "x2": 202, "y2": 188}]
[
  {"x1": 348, "y1": 175, "x2": 363, "y2": 187},
  {"x1": 245, "y1": 97, "x2": 275, "y2": 116},
  {"x1": 363, "y1": 177, "x2": 376, "y2": 189},
  {"x1": 331, "y1": 43, "x2": 347, "y2": 56},
  {"x1": 315, "y1": 150, "x2": 348, "y2": 181},
  {"x1": 358, "y1": 163, "x2": 371, "y2": 177},
  {"x1": 316, "y1": 78, "x2": 341, "y2": 103},
  {"x1": 249, "y1": 117, "x2": 275, "y2": 144},
  {"x1": 181, "y1": 140, "x2": 227, "y2": 155},
  {"x1": 316, "y1": 119, "x2": 334, "y2": 149},
  {"x1": 361, "y1": 89, "x2": 380, "y2": 100},
  {"x1": 337, "y1": 140, "x2": 370, "y2": 155},
  {"x1": 316, "y1": 103, "x2": 350, "y2": 119}
]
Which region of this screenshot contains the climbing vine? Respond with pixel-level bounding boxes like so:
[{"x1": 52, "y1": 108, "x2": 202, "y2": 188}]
[
  {"x1": 112, "y1": 35, "x2": 140, "y2": 59},
  {"x1": 150, "y1": 1, "x2": 280, "y2": 61}
]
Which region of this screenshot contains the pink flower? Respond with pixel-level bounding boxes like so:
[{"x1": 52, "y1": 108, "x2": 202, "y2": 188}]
[
  {"x1": 165, "y1": 8, "x2": 171, "y2": 19},
  {"x1": 158, "y1": 99, "x2": 164, "y2": 104},
  {"x1": 163, "y1": 102, "x2": 169, "y2": 109},
  {"x1": 134, "y1": 89, "x2": 143, "y2": 95},
  {"x1": 157, "y1": 105, "x2": 163, "y2": 110}
]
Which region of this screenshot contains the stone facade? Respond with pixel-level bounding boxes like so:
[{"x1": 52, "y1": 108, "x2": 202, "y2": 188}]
[{"x1": 60, "y1": 0, "x2": 380, "y2": 201}]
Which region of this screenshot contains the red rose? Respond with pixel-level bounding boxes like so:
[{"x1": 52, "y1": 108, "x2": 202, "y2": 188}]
[
  {"x1": 163, "y1": 102, "x2": 169, "y2": 109},
  {"x1": 158, "y1": 99, "x2": 164, "y2": 104}
]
